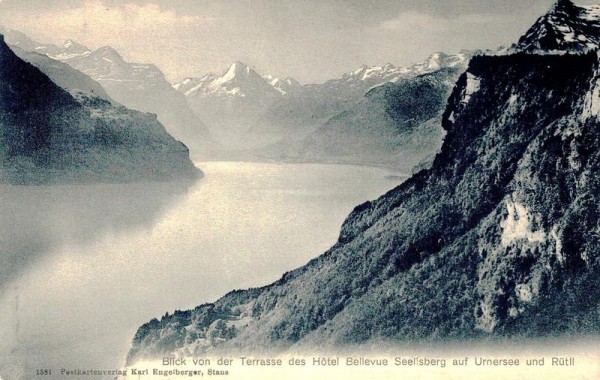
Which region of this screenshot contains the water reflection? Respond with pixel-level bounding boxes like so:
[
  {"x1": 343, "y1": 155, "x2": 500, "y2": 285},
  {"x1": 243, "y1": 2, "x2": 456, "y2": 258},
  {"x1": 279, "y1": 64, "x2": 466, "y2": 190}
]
[{"x1": 0, "y1": 180, "x2": 195, "y2": 290}]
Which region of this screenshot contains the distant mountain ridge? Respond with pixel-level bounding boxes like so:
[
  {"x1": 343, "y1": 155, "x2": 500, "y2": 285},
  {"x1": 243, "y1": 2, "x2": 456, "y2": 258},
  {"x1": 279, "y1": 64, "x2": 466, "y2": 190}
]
[
  {"x1": 176, "y1": 51, "x2": 471, "y2": 115},
  {"x1": 175, "y1": 51, "x2": 474, "y2": 162},
  {"x1": 10, "y1": 46, "x2": 112, "y2": 102},
  {"x1": 172, "y1": 62, "x2": 303, "y2": 147},
  {"x1": 250, "y1": 52, "x2": 475, "y2": 171},
  {"x1": 0, "y1": 27, "x2": 212, "y2": 158},
  {"x1": 0, "y1": 34, "x2": 199, "y2": 184},
  {"x1": 259, "y1": 67, "x2": 464, "y2": 172},
  {"x1": 175, "y1": 62, "x2": 301, "y2": 99},
  {"x1": 328, "y1": 51, "x2": 470, "y2": 87},
  {"x1": 252, "y1": 51, "x2": 473, "y2": 137}
]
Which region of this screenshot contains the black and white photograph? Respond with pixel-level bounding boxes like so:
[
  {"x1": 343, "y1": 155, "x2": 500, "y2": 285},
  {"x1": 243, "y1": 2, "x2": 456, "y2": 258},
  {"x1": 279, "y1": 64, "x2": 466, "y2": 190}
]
[{"x1": 0, "y1": 0, "x2": 599, "y2": 379}]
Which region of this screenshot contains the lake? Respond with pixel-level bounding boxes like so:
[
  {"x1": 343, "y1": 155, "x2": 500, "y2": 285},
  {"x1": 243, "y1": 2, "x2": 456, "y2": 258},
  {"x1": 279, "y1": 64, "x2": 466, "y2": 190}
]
[{"x1": 0, "y1": 161, "x2": 405, "y2": 379}]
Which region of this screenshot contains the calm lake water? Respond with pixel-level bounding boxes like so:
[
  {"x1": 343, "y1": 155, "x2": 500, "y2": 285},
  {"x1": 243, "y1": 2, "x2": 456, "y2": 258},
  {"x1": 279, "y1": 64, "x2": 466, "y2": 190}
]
[{"x1": 0, "y1": 161, "x2": 405, "y2": 379}]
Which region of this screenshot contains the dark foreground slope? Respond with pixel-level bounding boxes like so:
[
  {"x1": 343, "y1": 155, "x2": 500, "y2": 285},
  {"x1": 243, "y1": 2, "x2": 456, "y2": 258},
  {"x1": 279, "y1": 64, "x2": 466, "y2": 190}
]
[
  {"x1": 127, "y1": 50, "x2": 600, "y2": 363},
  {"x1": 0, "y1": 35, "x2": 199, "y2": 184}
]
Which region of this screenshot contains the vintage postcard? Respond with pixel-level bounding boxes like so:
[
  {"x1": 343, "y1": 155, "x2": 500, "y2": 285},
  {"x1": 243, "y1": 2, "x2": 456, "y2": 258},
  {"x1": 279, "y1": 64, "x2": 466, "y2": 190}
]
[{"x1": 0, "y1": 0, "x2": 599, "y2": 379}]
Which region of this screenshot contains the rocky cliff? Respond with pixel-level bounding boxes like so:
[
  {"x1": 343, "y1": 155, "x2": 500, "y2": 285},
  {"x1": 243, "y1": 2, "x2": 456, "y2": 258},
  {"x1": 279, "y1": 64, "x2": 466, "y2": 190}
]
[{"x1": 515, "y1": 0, "x2": 600, "y2": 52}]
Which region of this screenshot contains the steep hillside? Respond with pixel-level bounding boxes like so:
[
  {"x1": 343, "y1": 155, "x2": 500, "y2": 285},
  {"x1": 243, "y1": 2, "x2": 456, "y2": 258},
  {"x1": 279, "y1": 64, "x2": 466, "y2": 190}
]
[
  {"x1": 10, "y1": 46, "x2": 112, "y2": 101},
  {"x1": 0, "y1": 27, "x2": 212, "y2": 158},
  {"x1": 127, "y1": 48, "x2": 600, "y2": 363},
  {"x1": 59, "y1": 46, "x2": 212, "y2": 157},
  {"x1": 0, "y1": 35, "x2": 200, "y2": 184},
  {"x1": 251, "y1": 52, "x2": 472, "y2": 138},
  {"x1": 259, "y1": 67, "x2": 464, "y2": 171}
]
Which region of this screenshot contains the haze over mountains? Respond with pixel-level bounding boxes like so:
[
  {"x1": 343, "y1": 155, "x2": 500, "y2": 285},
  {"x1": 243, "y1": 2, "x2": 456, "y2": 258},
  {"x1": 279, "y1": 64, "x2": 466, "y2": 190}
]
[
  {"x1": 0, "y1": 34, "x2": 199, "y2": 184},
  {"x1": 127, "y1": 0, "x2": 600, "y2": 362},
  {"x1": 174, "y1": 51, "x2": 474, "y2": 171},
  {"x1": 174, "y1": 61, "x2": 302, "y2": 147},
  {"x1": 2, "y1": 24, "x2": 471, "y2": 171},
  {"x1": 257, "y1": 52, "x2": 475, "y2": 171},
  {"x1": 253, "y1": 51, "x2": 472, "y2": 136},
  {"x1": 1, "y1": 27, "x2": 211, "y2": 159}
]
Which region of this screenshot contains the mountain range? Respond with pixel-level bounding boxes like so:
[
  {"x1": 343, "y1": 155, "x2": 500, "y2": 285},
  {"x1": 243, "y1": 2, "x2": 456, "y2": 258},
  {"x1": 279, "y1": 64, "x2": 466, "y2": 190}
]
[
  {"x1": 0, "y1": 27, "x2": 211, "y2": 159},
  {"x1": 174, "y1": 61, "x2": 302, "y2": 147},
  {"x1": 176, "y1": 51, "x2": 474, "y2": 171},
  {"x1": 175, "y1": 62, "x2": 302, "y2": 99},
  {"x1": 256, "y1": 55, "x2": 474, "y2": 172},
  {"x1": 252, "y1": 51, "x2": 472, "y2": 136},
  {"x1": 127, "y1": 0, "x2": 600, "y2": 363},
  {"x1": 0, "y1": 34, "x2": 199, "y2": 184},
  {"x1": 1, "y1": 25, "x2": 475, "y2": 171}
]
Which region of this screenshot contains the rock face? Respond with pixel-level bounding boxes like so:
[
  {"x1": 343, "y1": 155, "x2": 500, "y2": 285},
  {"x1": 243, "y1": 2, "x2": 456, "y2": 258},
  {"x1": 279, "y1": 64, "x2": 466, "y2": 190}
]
[
  {"x1": 127, "y1": 1, "x2": 600, "y2": 363},
  {"x1": 515, "y1": 0, "x2": 600, "y2": 52},
  {"x1": 0, "y1": 35, "x2": 200, "y2": 184}
]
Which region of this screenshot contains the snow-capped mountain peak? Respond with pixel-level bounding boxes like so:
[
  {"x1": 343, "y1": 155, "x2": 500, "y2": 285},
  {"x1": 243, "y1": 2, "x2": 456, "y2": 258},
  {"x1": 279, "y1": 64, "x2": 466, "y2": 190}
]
[
  {"x1": 343, "y1": 64, "x2": 400, "y2": 82},
  {"x1": 410, "y1": 52, "x2": 470, "y2": 74},
  {"x1": 177, "y1": 62, "x2": 301, "y2": 99},
  {"x1": 49, "y1": 43, "x2": 169, "y2": 88},
  {"x1": 262, "y1": 74, "x2": 302, "y2": 95},
  {"x1": 62, "y1": 39, "x2": 88, "y2": 52},
  {"x1": 0, "y1": 26, "x2": 90, "y2": 60},
  {"x1": 338, "y1": 51, "x2": 473, "y2": 86},
  {"x1": 211, "y1": 61, "x2": 258, "y2": 87},
  {"x1": 514, "y1": 0, "x2": 600, "y2": 52},
  {"x1": 172, "y1": 77, "x2": 198, "y2": 92},
  {"x1": 352, "y1": 65, "x2": 369, "y2": 75},
  {"x1": 424, "y1": 52, "x2": 442, "y2": 69},
  {"x1": 50, "y1": 39, "x2": 91, "y2": 60},
  {"x1": 229, "y1": 61, "x2": 251, "y2": 75}
]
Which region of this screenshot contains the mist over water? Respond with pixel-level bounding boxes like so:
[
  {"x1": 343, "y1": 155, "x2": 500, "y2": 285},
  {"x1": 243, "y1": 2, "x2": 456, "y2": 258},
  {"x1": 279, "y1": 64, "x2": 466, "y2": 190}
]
[
  {"x1": 0, "y1": 181, "x2": 193, "y2": 290},
  {"x1": 0, "y1": 161, "x2": 404, "y2": 379}
]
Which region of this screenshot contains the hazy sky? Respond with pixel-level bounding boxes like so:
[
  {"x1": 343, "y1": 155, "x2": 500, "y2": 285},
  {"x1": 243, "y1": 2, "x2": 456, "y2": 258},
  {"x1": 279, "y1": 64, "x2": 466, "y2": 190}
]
[{"x1": 0, "y1": 0, "x2": 593, "y2": 83}]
